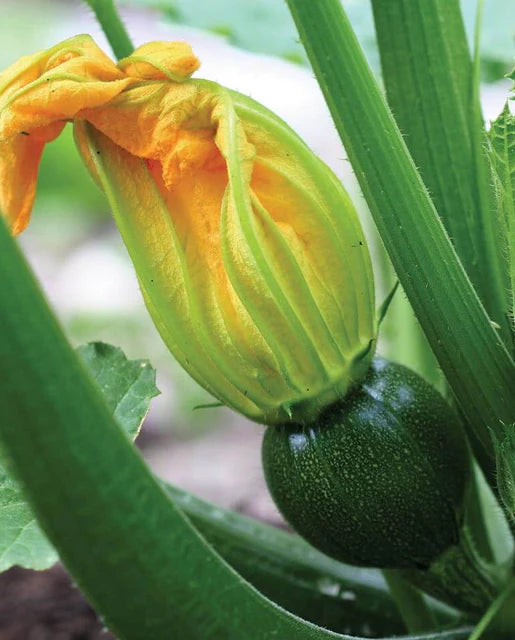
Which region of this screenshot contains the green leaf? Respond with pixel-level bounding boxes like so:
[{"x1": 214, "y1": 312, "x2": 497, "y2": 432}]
[
  {"x1": 489, "y1": 104, "x2": 515, "y2": 348},
  {"x1": 76, "y1": 341, "x2": 160, "y2": 440},
  {"x1": 0, "y1": 341, "x2": 159, "y2": 572},
  {"x1": 0, "y1": 467, "x2": 58, "y2": 572}
]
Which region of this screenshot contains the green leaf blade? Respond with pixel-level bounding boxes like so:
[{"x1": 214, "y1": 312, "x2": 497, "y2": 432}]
[
  {"x1": 0, "y1": 469, "x2": 58, "y2": 572},
  {"x1": 0, "y1": 341, "x2": 159, "y2": 572},
  {"x1": 76, "y1": 341, "x2": 160, "y2": 439}
]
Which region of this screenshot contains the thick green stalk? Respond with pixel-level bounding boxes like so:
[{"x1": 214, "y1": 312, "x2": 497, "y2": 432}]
[
  {"x1": 0, "y1": 215, "x2": 378, "y2": 640},
  {"x1": 169, "y1": 483, "x2": 460, "y2": 631},
  {"x1": 401, "y1": 526, "x2": 503, "y2": 615},
  {"x1": 370, "y1": 0, "x2": 510, "y2": 345},
  {"x1": 382, "y1": 570, "x2": 437, "y2": 633},
  {"x1": 286, "y1": 0, "x2": 515, "y2": 460},
  {"x1": 166, "y1": 484, "x2": 412, "y2": 635},
  {"x1": 379, "y1": 271, "x2": 443, "y2": 392},
  {"x1": 83, "y1": 0, "x2": 134, "y2": 59},
  {"x1": 465, "y1": 467, "x2": 497, "y2": 564},
  {"x1": 469, "y1": 575, "x2": 515, "y2": 639}
]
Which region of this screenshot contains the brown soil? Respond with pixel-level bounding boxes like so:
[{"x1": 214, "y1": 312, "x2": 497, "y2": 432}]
[{"x1": 0, "y1": 564, "x2": 115, "y2": 640}]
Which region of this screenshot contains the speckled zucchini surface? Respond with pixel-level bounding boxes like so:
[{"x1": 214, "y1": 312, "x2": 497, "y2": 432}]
[{"x1": 262, "y1": 358, "x2": 470, "y2": 570}]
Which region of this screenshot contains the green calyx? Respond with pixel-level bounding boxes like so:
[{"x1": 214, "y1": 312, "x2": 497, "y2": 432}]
[
  {"x1": 267, "y1": 338, "x2": 376, "y2": 425},
  {"x1": 76, "y1": 78, "x2": 376, "y2": 427}
]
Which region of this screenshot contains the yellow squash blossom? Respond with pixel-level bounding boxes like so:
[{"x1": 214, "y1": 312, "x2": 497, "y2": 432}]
[{"x1": 0, "y1": 35, "x2": 377, "y2": 424}]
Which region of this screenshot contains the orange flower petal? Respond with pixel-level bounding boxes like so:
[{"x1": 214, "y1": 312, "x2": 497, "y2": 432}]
[
  {"x1": 0, "y1": 35, "x2": 131, "y2": 139},
  {"x1": 80, "y1": 81, "x2": 226, "y2": 192},
  {"x1": 0, "y1": 122, "x2": 64, "y2": 234},
  {"x1": 0, "y1": 35, "x2": 133, "y2": 232},
  {"x1": 118, "y1": 41, "x2": 200, "y2": 82}
]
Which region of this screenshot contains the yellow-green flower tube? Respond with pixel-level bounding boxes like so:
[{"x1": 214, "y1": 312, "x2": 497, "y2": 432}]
[{"x1": 0, "y1": 35, "x2": 376, "y2": 424}]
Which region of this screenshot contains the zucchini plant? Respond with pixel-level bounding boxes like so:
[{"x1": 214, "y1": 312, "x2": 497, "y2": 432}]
[{"x1": 0, "y1": 0, "x2": 514, "y2": 638}]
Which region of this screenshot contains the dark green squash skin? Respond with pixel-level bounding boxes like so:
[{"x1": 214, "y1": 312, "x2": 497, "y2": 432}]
[{"x1": 262, "y1": 358, "x2": 471, "y2": 571}]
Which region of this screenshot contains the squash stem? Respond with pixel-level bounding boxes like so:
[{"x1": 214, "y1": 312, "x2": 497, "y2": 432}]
[
  {"x1": 402, "y1": 525, "x2": 504, "y2": 614},
  {"x1": 83, "y1": 0, "x2": 134, "y2": 60},
  {"x1": 469, "y1": 574, "x2": 515, "y2": 640},
  {"x1": 382, "y1": 570, "x2": 437, "y2": 633}
]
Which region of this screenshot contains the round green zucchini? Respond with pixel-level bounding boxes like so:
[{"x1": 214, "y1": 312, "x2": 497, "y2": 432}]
[{"x1": 262, "y1": 357, "x2": 470, "y2": 570}]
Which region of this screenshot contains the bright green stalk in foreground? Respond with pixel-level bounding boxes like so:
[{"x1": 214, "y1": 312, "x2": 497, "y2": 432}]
[
  {"x1": 0, "y1": 221, "x2": 311, "y2": 639},
  {"x1": 286, "y1": 0, "x2": 515, "y2": 466},
  {"x1": 0, "y1": 216, "x2": 344, "y2": 640},
  {"x1": 0, "y1": 210, "x2": 473, "y2": 640}
]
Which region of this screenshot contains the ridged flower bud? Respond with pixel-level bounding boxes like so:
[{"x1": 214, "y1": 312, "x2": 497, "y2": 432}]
[{"x1": 0, "y1": 36, "x2": 376, "y2": 424}]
